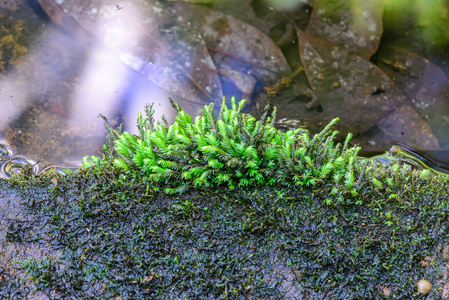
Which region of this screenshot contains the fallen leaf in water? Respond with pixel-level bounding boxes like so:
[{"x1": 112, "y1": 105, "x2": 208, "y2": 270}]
[
  {"x1": 353, "y1": 102, "x2": 440, "y2": 151},
  {"x1": 296, "y1": 27, "x2": 440, "y2": 149},
  {"x1": 306, "y1": 0, "x2": 383, "y2": 58},
  {"x1": 172, "y1": 2, "x2": 292, "y2": 85},
  {"x1": 377, "y1": 43, "x2": 449, "y2": 147},
  {"x1": 296, "y1": 27, "x2": 396, "y2": 135}
]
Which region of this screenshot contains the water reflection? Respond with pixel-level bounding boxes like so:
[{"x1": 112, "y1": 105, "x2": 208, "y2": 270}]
[
  {"x1": 0, "y1": 1, "x2": 197, "y2": 178},
  {"x1": 1, "y1": 155, "x2": 38, "y2": 178},
  {"x1": 0, "y1": 140, "x2": 78, "y2": 178},
  {"x1": 0, "y1": 25, "x2": 112, "y2": 174}
]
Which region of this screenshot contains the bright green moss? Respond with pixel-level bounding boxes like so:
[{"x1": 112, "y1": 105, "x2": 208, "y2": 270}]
[{"x1": 82, "y1": 97, "x2": 360, "y2": 194}]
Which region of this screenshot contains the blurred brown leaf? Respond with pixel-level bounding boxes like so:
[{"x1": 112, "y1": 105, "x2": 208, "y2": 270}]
[
  {"x1": 296, "y1": 28, "x2": 396, "y2": 135},
  {"x1": 306, "y1": 0, "x2": 383, "y2": 58},
  {"x1": 172, "y1": 2, "x2": 292, "y2": 86},
  {"x1": 353, "y1": 102, "x2": 440, "y2": 152},
  {"x1": 377, "y1": 43, "x2": 449, "y2": 147}
]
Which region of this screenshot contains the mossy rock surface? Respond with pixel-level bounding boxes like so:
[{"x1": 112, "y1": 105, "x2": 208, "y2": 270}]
[{"x1": 1, "y1": 99, "x2": 449, "y2": 299}]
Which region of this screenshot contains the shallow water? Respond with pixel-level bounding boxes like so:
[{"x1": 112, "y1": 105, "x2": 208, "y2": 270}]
[
  {"x1": 0, "y1": 0, "x2": 197, "y2": 177},
  {"x1": 2, "y1": 0, "x2": 449, "y2": 178}
]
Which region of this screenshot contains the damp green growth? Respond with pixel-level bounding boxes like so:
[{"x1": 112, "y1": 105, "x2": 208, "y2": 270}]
[{"x1": 82, "y1": 97, "x2": 359, "y2": 194}]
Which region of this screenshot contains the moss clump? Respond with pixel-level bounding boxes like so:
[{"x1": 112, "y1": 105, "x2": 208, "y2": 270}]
[{"x1": 83, "y1": 97, "x2": 359, "y2": 194}]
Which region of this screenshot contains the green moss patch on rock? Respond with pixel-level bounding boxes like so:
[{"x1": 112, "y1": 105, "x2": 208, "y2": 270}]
[{"x1": 2, "y1": 99, "x2": 449, "y2": 299}]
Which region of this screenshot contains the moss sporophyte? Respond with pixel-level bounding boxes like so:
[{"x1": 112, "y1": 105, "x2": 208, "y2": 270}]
[{"x1": 6, "y1": 97, "x2": 449, "y2": 298}]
